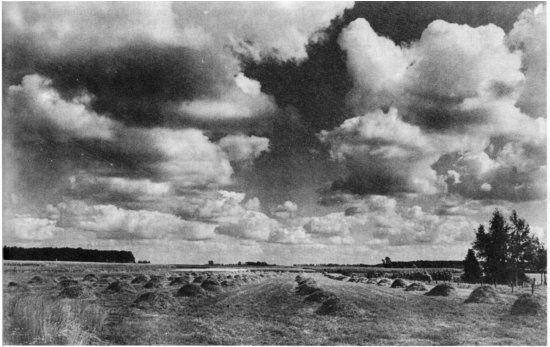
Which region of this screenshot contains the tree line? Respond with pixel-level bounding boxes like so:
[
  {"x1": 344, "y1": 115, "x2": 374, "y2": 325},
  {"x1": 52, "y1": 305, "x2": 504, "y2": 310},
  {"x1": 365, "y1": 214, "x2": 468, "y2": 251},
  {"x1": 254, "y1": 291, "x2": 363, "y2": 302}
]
[
  {"x1": 3, "y1": 246, "x2": 136, "y2": 263},
  {"x1": 463, "y1": 210, "x2": 546, "y2": 286}
]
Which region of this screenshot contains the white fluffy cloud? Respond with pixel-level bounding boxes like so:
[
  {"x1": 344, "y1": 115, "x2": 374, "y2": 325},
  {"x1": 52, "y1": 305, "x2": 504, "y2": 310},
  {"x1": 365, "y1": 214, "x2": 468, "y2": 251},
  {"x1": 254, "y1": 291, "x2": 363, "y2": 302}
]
[
  {"x1": 55, "y1": 200, "x2": 216, "y2": 240},
  {"x1": 218, "y1": 134, "x2": 270, "y2": 162},
  {"x1": 323, "y1": 12, "x2": 546, "y2": 200},
  {"x1": 7, "y1": 74, "x2": 116, "y2": 141},
  {"x1": 271, "y1": 201, "x2": 299, "y2": 219},
  {"x1": 4, "y1": 215, "x2": 59, "y2": 241}
]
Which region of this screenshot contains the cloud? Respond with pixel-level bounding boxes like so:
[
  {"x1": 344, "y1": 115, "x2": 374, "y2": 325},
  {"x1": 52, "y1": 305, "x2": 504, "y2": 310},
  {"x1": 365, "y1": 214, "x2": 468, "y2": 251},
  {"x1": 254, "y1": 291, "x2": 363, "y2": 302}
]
[
  {"x1": 6, "y1": 74, "x2": 116, "y2": 141},
  {"x1": 321, "y1": 14, "x2": 546, "y2": 200},
  {"x1": 215, "y1": 211, "x2": 278, "y2": 241},
  {"x1": 509, "y1": 4, "x2": 547, "y2": 119},
  {"x1": 4, "y1": 215, "x2": 59, "y2": 241},
  {"x1": 271, "y1": 201, "x2": 299, "y2": 219},
  {"x1": 218, "y1": 134, "x2": 270, "y2": 162},
  {"x1": 55, "y1": 200, "x2": 216, "y2": 240},
  {"x1": 69, "y1": 175, "x2": 171, "y2": 202}
]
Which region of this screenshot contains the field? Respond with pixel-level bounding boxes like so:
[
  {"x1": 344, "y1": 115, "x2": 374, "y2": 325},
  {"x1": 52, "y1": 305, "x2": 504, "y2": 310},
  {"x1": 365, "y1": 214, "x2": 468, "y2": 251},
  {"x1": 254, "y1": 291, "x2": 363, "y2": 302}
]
[{"x1": 3, "y1": 262, "x2": 547, "y2": 345}]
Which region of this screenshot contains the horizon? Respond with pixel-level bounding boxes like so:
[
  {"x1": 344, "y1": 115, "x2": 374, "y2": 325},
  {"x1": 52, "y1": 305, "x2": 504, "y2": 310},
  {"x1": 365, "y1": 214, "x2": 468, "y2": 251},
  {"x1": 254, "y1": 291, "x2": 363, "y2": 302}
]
[{"x1": 3, "y1": 2, "x2": 547, "y2": 265}]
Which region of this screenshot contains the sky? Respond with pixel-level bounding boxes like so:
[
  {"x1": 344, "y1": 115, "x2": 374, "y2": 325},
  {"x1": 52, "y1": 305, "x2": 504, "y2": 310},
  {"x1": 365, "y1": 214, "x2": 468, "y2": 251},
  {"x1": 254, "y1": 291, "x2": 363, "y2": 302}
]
[{"x1": 2, "y1": 1, "x2": 547, "y2": 265}]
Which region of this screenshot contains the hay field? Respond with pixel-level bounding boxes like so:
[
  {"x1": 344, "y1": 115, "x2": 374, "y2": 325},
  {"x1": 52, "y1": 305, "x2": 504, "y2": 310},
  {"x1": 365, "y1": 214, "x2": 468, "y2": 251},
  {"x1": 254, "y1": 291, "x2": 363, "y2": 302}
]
[{"x1": 3, "y1": 263, "x2": 546, "y2": 345}]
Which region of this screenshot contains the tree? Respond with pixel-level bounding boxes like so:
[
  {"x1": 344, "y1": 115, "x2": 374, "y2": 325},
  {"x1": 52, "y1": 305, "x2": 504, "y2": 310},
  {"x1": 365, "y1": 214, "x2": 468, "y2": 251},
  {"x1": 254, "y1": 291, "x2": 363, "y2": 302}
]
[
  {"x1": 463, "y1": 248, "x2": 481, "y2": 283},
  {"x1": 382, "y1": 256, "x2": 392, "y2": 268},
  {"x1": 530, "y1": 237, "x2": 547, "y2": 284},
  {"x1": 473, "y1": 210, "x2": 510, "y2": 284},
  {"x1": 508, "y1": 210, "x2": 534, "y2": 286}
]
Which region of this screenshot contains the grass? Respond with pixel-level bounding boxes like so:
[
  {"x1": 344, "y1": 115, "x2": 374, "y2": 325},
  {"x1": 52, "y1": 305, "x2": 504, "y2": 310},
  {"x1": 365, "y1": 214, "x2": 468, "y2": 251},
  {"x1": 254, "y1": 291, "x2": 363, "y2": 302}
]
[
  {"x1": 4, "y1": 294, "x2": 107, "y2": 345},
  {"x1": 3, "y1": 263, "x2": 547, "y2": 345}
]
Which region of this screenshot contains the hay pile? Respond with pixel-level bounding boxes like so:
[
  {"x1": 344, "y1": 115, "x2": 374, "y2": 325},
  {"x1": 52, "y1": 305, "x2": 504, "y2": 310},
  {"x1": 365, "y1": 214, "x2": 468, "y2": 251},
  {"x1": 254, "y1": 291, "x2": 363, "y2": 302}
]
[
  {"x1": 305, "y1": 290, "x2": 337, "y2": 303},
  {"x1": 93, "y1": 277, "x2": 111, "y2": 287},
  {"x1": 193, "y1": 276, "x2": 205, "y2": 284},
  {"x1": 59, "y1": 279, "x2": 79, "y2": 288},
  {"x1": 365, "y1": 278, "x2": 378, "y2": 284},
  {"x1": 316, "y1": 297, "x2": 361, "y2": 317},
  {"x1": 377, "y1": 278, "x2": 392, "y2": 286},
  {"x1": 134, "y1": 291, "x2": 179, "y2": 310},
  {"x1": 425, "y1": 283, "x2": 456, "y2": 297},
  {"x1": 28, "y1": 276, "x2": 46, "y2": 285},
  {"x1": 201, "y1": 278, "x2": 222, "y2": 292},
  {"x1": 83, "y1": 274, "x2": 98, "y2": 282},
  {"x1": 8, "y1": 281, "x2": 19, "y2": 287},
  {"x1": 221, "y1": 280, "x2": 236, "y2": 287},
  {"x1": 391, "y1": 278, "x2": 409, "y2": 288},
  {"x1": 169, "y1": 277, "x2": 188, "y2": 286},
  {"x1": 131, "y1": 274, "x2": 149, "y2": 284},
  {"x1": 57, "y1": 276, "x2": 72, "y2": 282},
  {"x1": 510, "y1": 294, "x2": 542, "y2": 316},
  {"x1": 176, "y1": 283, "x2": 206, "y2": 297},
  {"x1": 104, "y1": 281, "x2": 137, "y2": 294},
  {"x1": 464, "y1": 286, "x2": 501, "y2": 304},
  {"x1": 144, "y1": 278, "x2": 162, "y2": 289},
  {"x1": 296, "y1": 278, "x2": 321, "y2": 296},
  {"x1": 59, "y1": 285, "x2": 96, "y2": 299},
  {"x1": 405, "y1": 282, "x2": 428, "y2": 291}
]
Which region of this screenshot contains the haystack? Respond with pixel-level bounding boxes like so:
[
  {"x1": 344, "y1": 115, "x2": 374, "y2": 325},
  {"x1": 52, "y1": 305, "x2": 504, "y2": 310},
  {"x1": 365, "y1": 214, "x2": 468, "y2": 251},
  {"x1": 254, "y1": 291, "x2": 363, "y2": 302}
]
[
  {"x1": 316, "y1": 297, "x2": 361, "y2": 317},
  {"x1": 510, "y1": 294, "x2": 542, "y2": 316},
  {"x1": 134, "y1": 291, "x2": 178, "y2": 310},
  {"x1": 193, "y1": 276, "x2": 205, "y2": 284},
  {"x1": 405, "y1": 282, "x2": 428, "y2": 291},
  {"x1": 305, "y1": 290, "x2": 337, "y2": 303},
  {"x1": 176, "y1": 283, "x2": 206, "y2": 297},
  {"x1": 59, "y1": 279, "x2": 79, "y2": 288},
  {"x1": 28, "y1": 276, "x2": 46, "y2": 285},
  {"x1": 391, "y1": 278, "x2": 409, "y2": 288},
  {"x1": 365, "y1": 278, "x2": 378, "y2": 284},
  {"x1": 59, "y1": 285, "x2": 96, "y2": 299},
  {"x1": 104, "y1": 281, "x2": 137, "y2": 294},
  {"x1": 221, "y1": 280, "x2": 236, "y2": 287},
  {"x1": 201, "y1": 278, "x2": 222, "y2": 292},
  {"x1": 464, "y1": 286, "x2": 501, "y2": 304},
  {"x1": 169, "y1": 277, "x2": 188, "y2": 286},
  {"x1": 144, "y1": 278, "x2": 162, "y2": 289},
  {"x1": 377, "y1": 278, "x2": 392, "y2": 286},
  {"x1": 131, "y1": 274, "x2": 149, "y2": 284},
  {"x1": 83, "y1": 274, "x2": 98, "y2": 282},
  {"x1": 296, "y1": 281, "x2": 321, "y2": 296},
  {"x1": 425, "y1": 283, "x2": 456, "y2": 296}
]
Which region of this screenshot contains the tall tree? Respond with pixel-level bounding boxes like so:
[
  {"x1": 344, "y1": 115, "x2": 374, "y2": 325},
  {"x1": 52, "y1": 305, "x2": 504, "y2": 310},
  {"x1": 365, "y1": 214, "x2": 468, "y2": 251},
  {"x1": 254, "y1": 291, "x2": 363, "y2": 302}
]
[
  {"x1": 473, "y1": 210, "x2": 510, "y2": 284},
  {"x1": 508, "y1": 210, "x2": 534, "y2": 285},
  {"x1": 463, "y1": 248, "x2": 482, "y2": 283}
]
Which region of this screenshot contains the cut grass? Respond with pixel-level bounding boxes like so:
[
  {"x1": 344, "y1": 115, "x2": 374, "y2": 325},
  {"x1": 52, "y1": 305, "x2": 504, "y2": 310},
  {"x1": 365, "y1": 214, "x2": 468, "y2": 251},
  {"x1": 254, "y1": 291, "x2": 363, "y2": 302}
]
[{"x1": 4, "y1": 294, "x2": 107, "y2": 345}]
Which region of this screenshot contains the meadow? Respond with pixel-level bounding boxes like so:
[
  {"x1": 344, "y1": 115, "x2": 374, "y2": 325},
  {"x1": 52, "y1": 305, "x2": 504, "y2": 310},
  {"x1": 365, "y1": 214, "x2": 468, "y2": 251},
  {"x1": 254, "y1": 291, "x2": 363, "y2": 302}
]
[{"x1": 3, "y1": 262, "x2": 546, "y2": 345}]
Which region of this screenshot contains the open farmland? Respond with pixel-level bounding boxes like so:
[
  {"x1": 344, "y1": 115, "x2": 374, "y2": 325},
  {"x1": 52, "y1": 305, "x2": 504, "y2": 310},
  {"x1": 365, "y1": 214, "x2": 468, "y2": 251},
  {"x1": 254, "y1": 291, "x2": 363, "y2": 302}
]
[{"x1": 3, "y1": 262, "x2": 546, "y2": 345}]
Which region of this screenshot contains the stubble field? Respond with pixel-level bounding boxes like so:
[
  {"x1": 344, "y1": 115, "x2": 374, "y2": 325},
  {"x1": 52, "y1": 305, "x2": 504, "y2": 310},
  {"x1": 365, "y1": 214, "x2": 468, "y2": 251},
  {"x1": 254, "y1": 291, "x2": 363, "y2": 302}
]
[{"x1": 3, "y1": 262, "x2": 546, "y2": 345}]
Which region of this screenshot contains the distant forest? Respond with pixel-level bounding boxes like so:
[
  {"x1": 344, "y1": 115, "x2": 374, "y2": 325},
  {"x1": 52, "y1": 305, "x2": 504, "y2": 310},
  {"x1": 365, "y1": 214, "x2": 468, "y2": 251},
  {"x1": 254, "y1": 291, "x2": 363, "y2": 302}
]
[
  {"x1": 303, "y1": 260, "x2": 464, "y2": 268},
  {"x1": 3, "y1": 246, "x2": 135, "y2": 263}
]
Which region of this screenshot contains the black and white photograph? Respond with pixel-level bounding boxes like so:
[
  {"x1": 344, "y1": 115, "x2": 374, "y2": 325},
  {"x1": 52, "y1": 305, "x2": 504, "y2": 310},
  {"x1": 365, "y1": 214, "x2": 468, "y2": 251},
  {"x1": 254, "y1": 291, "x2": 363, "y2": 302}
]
[{"x1": 2, "y1": 1, "x2": 547, "y2": 345}]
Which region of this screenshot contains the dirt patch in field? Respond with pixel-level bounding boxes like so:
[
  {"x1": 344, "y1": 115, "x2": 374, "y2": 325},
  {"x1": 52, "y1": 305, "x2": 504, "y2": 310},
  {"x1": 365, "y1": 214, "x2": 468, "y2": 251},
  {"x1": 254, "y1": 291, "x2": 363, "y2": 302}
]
[
  {"x1": 465, "y1": 286, "x2": 502, "y2": 304},
  {"x1": 176, "y1": 283, "x2": 207, "y2": 297},
  {"x1": 134, "y1": 291, "x2": 179, "y2": 310},
  {"x1": 510, "y1": 294, "x2": 542, "y2": 315},
  {"x1": 425, "y1": 283, "x2": 456, "y2": 297},
  {"x1": 104, "y1": 281, "x2": 137, "y2": 294},
  {"x1": 405, "y1": 282, "x2": 428, "y2": 291}
]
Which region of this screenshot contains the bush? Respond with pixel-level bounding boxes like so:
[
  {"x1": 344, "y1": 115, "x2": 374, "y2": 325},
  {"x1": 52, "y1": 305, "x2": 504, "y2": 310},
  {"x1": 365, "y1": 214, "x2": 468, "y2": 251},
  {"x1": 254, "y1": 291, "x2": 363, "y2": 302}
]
[{"x1": 4, "y1": 294, "x2": 106, "y2": 344}]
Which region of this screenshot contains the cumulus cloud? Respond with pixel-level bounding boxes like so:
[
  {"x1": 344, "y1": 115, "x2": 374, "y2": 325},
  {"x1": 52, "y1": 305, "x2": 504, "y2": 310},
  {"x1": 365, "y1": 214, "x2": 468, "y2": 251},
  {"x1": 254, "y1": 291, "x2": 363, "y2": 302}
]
[
  {"x1": 55, "y1": 200, "x2": 216, "y2": 240},
  {"x1": 69, "y1": 175, "x2": 171, "y2": 201},
  {"x1": 215, "y1": 211, "x2": 278, "y2": 241},
  {"x1": 218, "y1": 134, "x2": 270, "y2": 162},
  {"x1": 6, "y1": 74, "x2": 116, "y2": 141},
  {"x1": 271, "y1": 201, "x2": 299, "y2": 219},
  {"x1": 4, "y1": 215, "x2": 59, "y2": 241},
  {"x1": 178, "y1": 74, "x2": 277, "y2": 120},
  {"x1": 322, "y1": 13, "x2": 546, "y2": 200}
]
